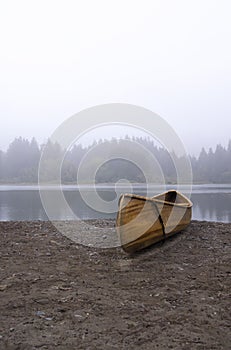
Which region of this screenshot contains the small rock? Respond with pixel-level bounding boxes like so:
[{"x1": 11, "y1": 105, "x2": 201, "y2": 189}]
[
  {"x1": 50, "y1": 240, "x2": 61, "y2": 246},
  {"x1": 127, "y1": 320, "x2": 137, "y2": 328},
  {"x1": 58, "y1": 286, "x2": 71, "y2": 291},
  {"x1": 89, "y1": 252, "x2": 98, "y2": 257},
  {"x1": 57, "y1": 308, "x2": 66, "y2": 313},
  {"x1": 34, "y1": 298, "x2": 49, "y2": 305},
  {"x1": 36, "y1": 310, "x2": 45, "y2": 317},
  {"x1": 0, "y1": 285, "x2": 8, "y2": 291}
]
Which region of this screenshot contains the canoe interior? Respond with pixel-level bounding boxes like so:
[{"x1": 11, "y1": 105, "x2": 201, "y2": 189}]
[
  {"x1": 116, "y1": 190, "x2": 192, "y2": 253},
  {"x1": 153, "y1": 190, "x2": 192, "y2": 207}
]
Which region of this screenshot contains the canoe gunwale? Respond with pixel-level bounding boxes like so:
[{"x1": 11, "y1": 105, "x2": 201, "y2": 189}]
[
  {"x1": 119, "y1": 190, "x2": 193, "y2": 209},
  {"x1": 154, "y1": 190, "x2": 193, "y2": 208},
  {"x1": 153, "y1": 199, "x2": 192, "y2": 208}
]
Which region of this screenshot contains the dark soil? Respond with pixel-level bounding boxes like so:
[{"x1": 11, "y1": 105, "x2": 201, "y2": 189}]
[{"x1": 0, "y1": 220, "x2": 230, "y2": 350}]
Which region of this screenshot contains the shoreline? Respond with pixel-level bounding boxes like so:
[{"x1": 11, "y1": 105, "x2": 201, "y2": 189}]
[
  {"x1": 1, "y1": 183, "x2": 231, "y2": 186},
  {"x1": 0, "y1": 220, "x2": 230, "y2": 349},
  {"x1": 0, "y1": 218, "x2": 230, "y2": 223}
]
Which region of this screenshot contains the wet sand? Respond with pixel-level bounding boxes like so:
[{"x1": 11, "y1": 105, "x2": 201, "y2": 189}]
[{"x1": 0, "y1": 220, "x2": 230, "y2": 349}]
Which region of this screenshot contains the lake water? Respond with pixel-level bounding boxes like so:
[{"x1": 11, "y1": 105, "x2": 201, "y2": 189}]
[{"x1": 0, "y1": 184, "x2": 231, "y2": 223}]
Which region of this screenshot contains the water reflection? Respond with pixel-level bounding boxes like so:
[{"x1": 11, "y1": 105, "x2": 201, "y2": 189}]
[
  {"x1": 191, "y1": 193, "x2": 231, "y2": 222},
  {"x1": 0, "y1": 186, "x2": 231, "y2": 222},
  {"x1": 0, "y1": 191, "x2": 47, "y2": 221}
]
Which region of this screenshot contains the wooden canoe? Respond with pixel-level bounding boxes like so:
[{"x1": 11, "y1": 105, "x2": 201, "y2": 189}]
[{"x1": 116, "y1": 190, "x2": 193, "y2": 253}]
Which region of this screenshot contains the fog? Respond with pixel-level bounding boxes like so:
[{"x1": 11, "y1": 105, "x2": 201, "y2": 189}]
[{"x1": 1, "y1": 0, "x2": 231, "y2": 155}]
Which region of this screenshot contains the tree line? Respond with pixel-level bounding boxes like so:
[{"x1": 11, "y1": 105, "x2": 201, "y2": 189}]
[{"x1": 0, "y1": 136, "x2": 230, "y2": 184}]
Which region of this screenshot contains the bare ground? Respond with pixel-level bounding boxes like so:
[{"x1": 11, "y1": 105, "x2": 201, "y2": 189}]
[{"x1": 0, "y1": 220, "x2": 230, "y2": 350}]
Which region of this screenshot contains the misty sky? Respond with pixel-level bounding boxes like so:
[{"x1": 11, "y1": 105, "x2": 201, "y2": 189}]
[{"x1": 1, "y1": 0, "x2": 231, "y2": 156}]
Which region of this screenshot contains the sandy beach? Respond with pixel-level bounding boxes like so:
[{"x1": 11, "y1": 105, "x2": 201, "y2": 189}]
[{"x1": 0, "y1": 220, "x2": 230, "y2": 349}]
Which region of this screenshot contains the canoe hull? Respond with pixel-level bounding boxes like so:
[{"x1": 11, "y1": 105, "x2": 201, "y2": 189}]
[{"x1": 116, "y1": 190, "x2": 192, "y2": 253}]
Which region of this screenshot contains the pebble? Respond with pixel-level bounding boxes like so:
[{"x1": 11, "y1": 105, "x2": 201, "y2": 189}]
[
  {"x1": 36, "y1": 310, "x2": 46, "y2": 317},
  {"x1": 0, "y1": 285, "x2": 7, "y2": 291},
  {"x1": 35, "y1": 298, "x2": 49, "y2": 305}
]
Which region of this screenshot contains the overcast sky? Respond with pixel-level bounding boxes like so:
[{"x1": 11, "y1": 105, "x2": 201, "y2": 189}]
[{"x1": 1, "y1": 0, "x2": 231, "y2": 156}]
